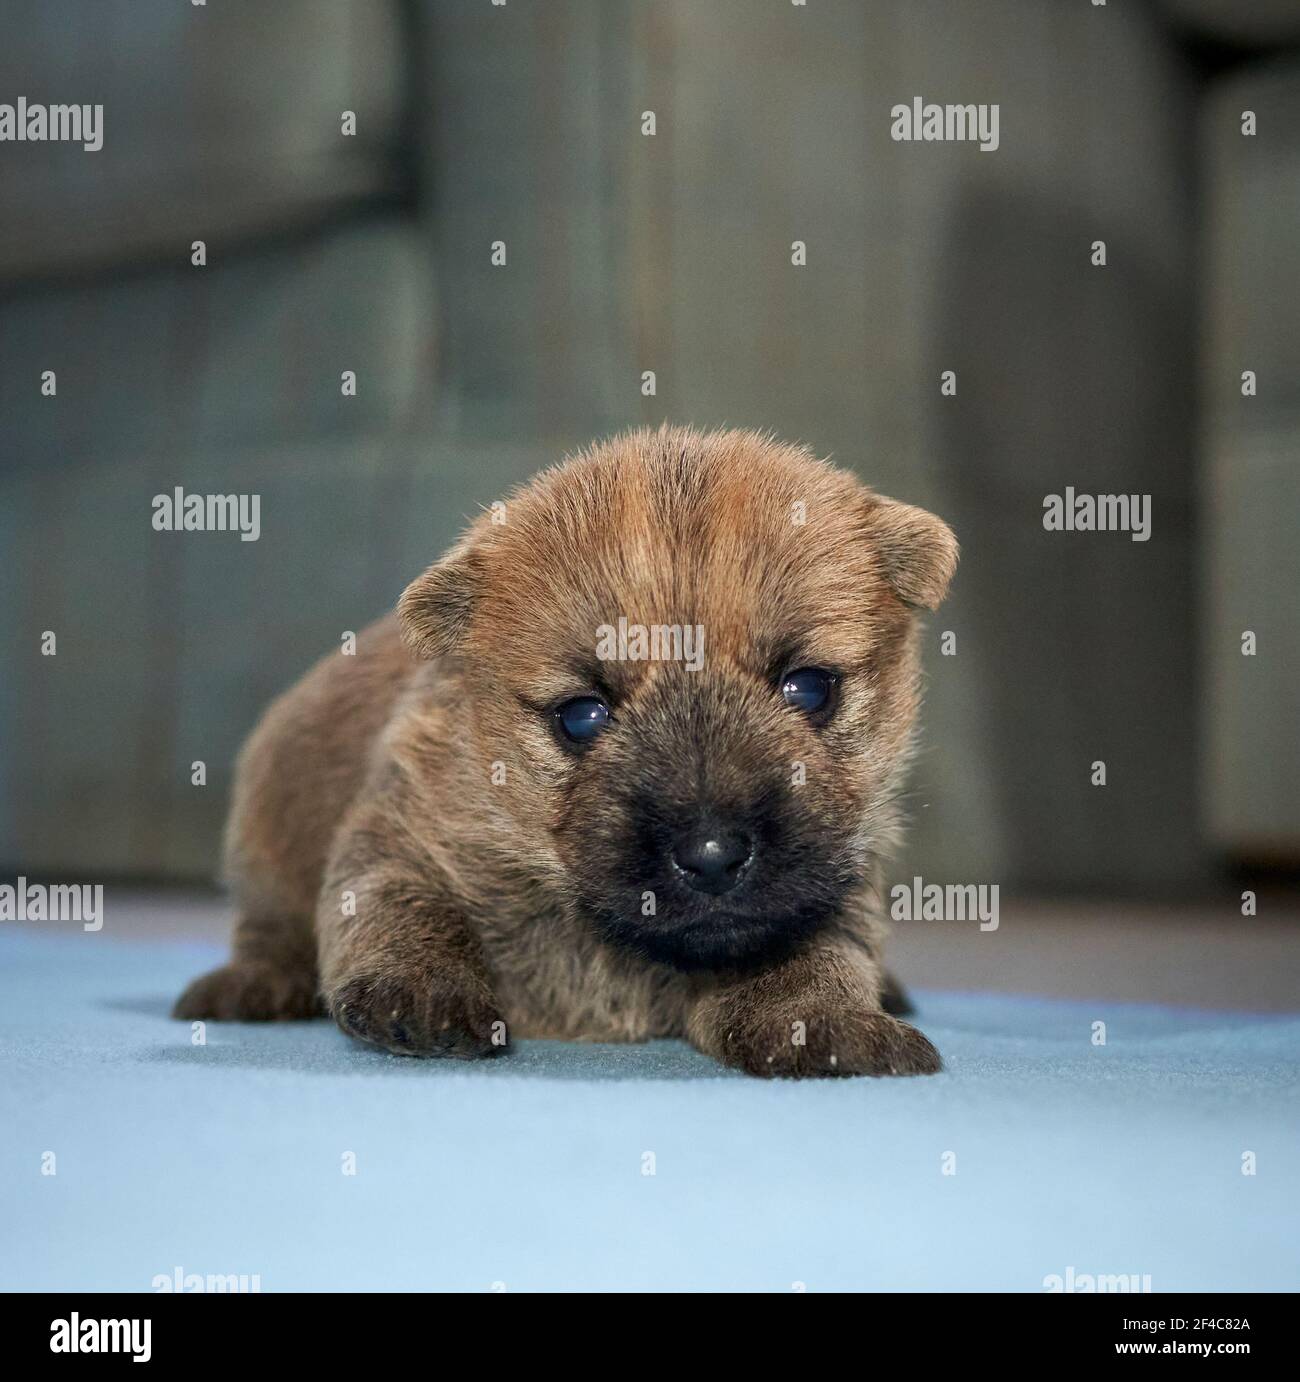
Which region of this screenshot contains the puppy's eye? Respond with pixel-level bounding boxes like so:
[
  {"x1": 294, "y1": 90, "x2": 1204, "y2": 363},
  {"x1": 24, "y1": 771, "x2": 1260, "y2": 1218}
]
[
  {"x1": 781, "y1": 667, "x2": 837, "y2": 716},
  {"x1": 555, "y1": 696, "x2": 612, "y2": 745}
]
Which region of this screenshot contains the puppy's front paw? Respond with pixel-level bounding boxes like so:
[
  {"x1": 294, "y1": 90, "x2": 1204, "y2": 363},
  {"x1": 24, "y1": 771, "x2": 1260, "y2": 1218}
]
[
  {"x1": 173, "y1": 963, "x2": 322, "y2": 1022},
  {"x1": 701, "y1": 1003, "x2": 941, "y2": 1079},
  {"x1": 328, "y1": 971, "x2": 504, "y2": 1059}
]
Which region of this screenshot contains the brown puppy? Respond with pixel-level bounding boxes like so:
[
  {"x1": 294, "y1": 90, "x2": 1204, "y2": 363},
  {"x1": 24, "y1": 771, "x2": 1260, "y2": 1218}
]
[{"x1": 175, "y1": 426, "x2": 957, "y2": 1077}]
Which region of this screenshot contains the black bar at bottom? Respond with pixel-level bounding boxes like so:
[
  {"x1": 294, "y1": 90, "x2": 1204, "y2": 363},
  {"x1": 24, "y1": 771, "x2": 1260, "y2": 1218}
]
[{"x1": 1, "y1": 1290, "x2": 1286, "y2": 1365}]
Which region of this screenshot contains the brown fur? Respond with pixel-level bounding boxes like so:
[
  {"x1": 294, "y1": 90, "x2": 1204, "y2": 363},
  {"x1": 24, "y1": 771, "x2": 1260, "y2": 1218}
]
[{"x1": 174, "y1": 427, "x2": 957, "y2": 1076}]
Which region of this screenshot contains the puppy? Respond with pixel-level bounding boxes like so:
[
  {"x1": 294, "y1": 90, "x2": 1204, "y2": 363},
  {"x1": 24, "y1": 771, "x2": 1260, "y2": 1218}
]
[{"x1": 175, "y1": 426, "x2": 957, "y2": 1077}]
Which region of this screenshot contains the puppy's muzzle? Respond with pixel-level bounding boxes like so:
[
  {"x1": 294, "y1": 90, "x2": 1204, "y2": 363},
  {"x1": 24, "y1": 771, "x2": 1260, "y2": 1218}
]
[{"x1": 670, "y1": 823, "x2": 754, "y2": 896}]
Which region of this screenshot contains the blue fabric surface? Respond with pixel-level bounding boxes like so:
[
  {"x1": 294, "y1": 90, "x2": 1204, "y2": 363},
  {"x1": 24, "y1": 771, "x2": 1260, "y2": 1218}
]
[{"x1": 2, "y1": 929, "x2": 1297, "y2": 1292}]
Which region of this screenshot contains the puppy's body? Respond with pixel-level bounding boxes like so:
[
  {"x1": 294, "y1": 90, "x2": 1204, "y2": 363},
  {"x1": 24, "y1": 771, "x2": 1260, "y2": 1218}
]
[{"x1": 177, "y1": 427, "x2": 956, "y2": 1076}]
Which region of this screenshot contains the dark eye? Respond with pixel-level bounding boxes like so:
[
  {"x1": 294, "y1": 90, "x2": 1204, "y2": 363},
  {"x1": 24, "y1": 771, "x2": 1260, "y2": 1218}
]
[
  {"x1": 555, "y1": 696, "x2": 612, "y2": 745},
  {"x1": 781, "y1": 667, "x2": 836, "y2": 716}
]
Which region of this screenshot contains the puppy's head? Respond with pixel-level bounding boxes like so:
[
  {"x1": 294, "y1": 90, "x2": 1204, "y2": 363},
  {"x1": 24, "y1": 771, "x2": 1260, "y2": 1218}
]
[{"x1": 400, "y1": 427, "x2": 956, "y2": 972}]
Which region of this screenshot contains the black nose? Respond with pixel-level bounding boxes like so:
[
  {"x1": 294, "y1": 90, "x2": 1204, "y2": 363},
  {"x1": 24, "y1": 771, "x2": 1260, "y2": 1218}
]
[{"x1": 672, "y1": 827, "x2": 754, "y2": 895}]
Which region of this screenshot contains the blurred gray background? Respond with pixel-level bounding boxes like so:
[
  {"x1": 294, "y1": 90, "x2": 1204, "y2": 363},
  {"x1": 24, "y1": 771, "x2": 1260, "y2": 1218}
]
[{"x1": 1, "y1": 0, "x2": 1297, "y2": 906}]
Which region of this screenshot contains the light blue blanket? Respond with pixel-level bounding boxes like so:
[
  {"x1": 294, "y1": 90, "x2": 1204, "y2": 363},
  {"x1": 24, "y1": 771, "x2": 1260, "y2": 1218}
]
[{"x1": 2, "y1": 930, "x2": 1296, "y2": 1291}]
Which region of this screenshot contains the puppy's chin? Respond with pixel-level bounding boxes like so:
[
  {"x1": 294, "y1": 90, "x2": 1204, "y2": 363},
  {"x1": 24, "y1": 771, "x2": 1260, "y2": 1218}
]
[{"x1": 583, "y1": 882, "x2": 852, "y2": 974}]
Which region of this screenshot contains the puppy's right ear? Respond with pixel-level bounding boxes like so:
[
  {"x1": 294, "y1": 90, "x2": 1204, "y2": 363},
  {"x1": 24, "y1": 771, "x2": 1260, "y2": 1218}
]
[{"x1": 398, "y1": 544, "x2": 482, "y2": 658}]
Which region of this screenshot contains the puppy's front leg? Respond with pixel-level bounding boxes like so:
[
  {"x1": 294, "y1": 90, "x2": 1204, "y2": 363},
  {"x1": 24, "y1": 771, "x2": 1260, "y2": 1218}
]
[
  {"x1": 318, "y1": 824, "x2": 504, "y2": 1059},
  {"x1": 687, "y1": 940, "x2": 940, "y2": 1078}
]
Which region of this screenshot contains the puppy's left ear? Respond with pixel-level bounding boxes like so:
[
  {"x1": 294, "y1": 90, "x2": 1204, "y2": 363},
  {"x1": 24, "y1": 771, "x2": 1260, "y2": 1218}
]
[
  {"x1": 398, "y1": 541, "x2": 483, "y2": 658},
  {"x1": 865, "y1": 497, "x2": 959, "y2": 610}
]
